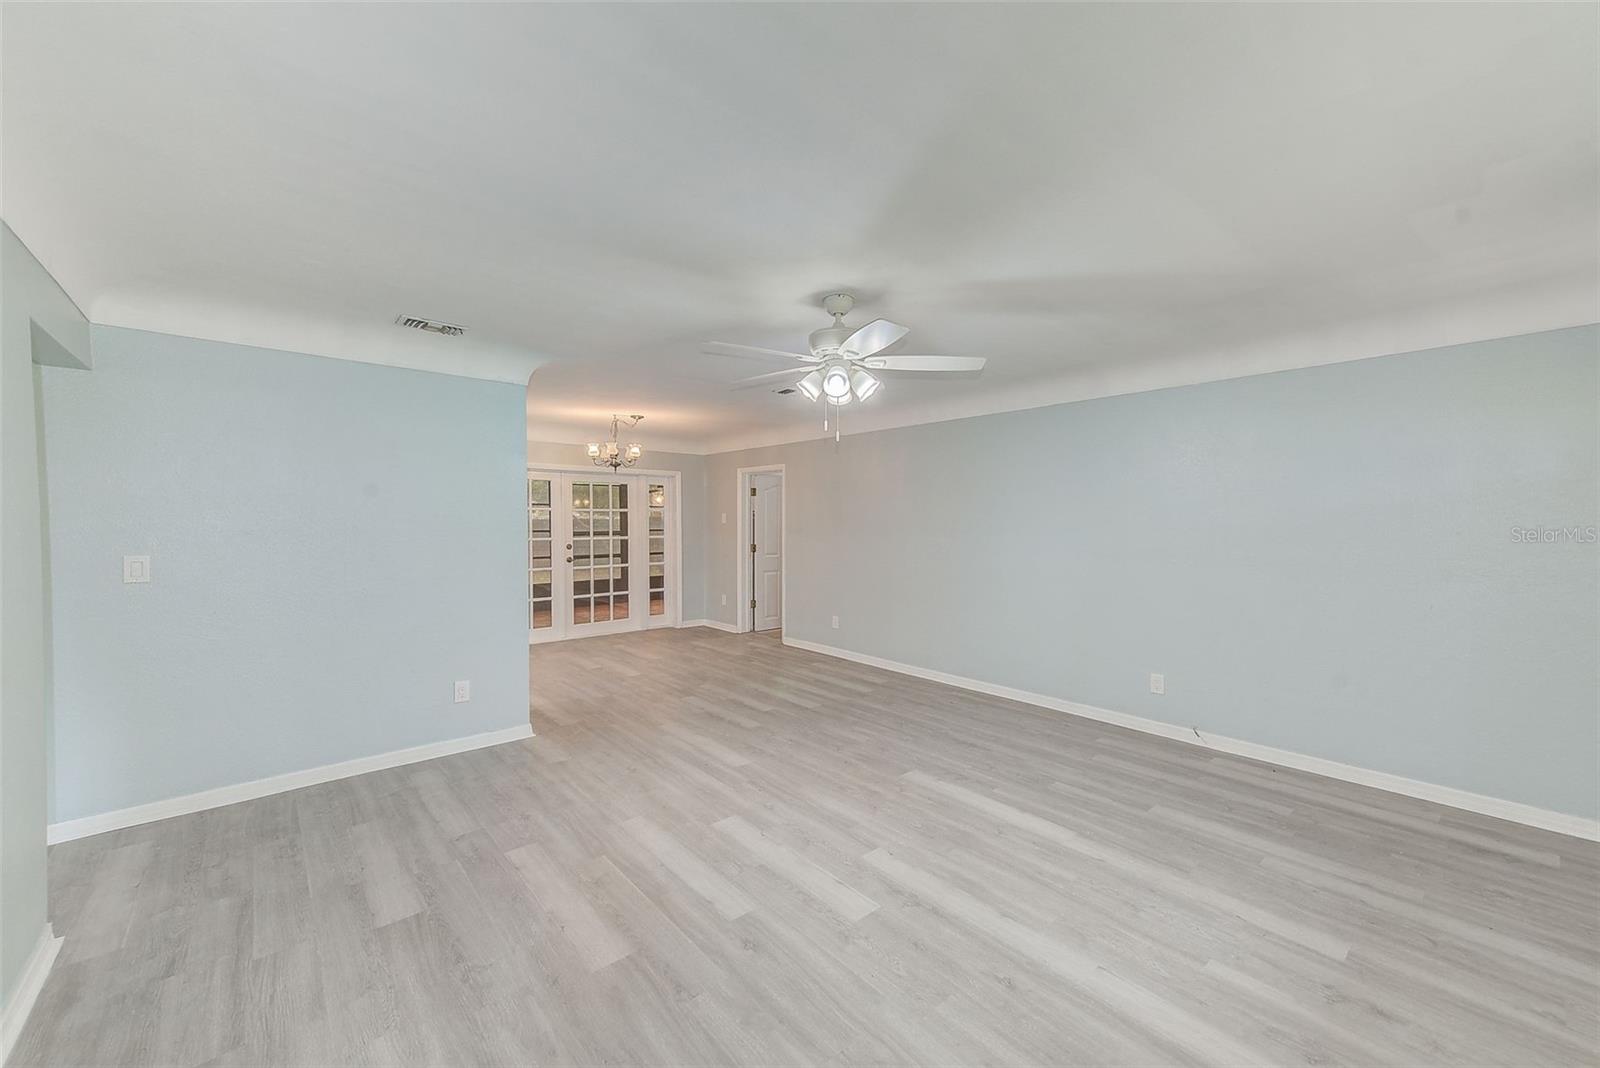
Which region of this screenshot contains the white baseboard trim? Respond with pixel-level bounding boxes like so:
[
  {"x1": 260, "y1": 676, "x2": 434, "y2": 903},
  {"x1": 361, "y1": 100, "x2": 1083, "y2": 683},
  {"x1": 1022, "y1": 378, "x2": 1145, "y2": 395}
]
[
  {"x1": 783, "y1": 637, "x2": 1600, "y2": 843},
  {"x1": 680, "y1": 618, "x2": 741, "y2": 634},
  {"x1": 1, "y1": 924, "x2": 62, "y2": 1065},
  {"x1": 47, "y1": 724, "x2": 535, "y2": 845}
]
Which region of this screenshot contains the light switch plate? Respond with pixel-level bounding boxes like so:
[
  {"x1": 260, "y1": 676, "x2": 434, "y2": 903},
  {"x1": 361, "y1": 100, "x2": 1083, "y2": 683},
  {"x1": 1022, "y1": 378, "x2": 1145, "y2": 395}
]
[
  {"x1": 123, "y1": 555, "x2": 151, "y2": 584},
  {"x1": 1149, "y1": 673, "x2": 1165, "y2": 695},
  {"x1": 454, "y1": 680, "x2": 471, "y2": 703}
]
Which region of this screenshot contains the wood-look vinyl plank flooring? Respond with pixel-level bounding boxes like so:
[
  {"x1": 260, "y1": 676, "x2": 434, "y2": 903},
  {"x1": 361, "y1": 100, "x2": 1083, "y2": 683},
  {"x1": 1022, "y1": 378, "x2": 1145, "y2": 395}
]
[{"x1": 14, "y1": 627, "x2": 1598, "y2": 1066}]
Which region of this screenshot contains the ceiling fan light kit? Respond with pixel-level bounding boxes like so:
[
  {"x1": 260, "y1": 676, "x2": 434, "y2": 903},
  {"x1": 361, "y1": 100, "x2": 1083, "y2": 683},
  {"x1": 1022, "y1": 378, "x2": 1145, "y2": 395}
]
[{"x1": 708, "y1": 291, "x2": 987, "y2": 420}]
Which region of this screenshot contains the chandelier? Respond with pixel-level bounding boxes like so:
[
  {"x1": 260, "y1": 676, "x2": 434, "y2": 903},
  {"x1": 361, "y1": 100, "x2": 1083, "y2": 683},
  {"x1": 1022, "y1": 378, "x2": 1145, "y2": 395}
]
[{"x1": 586, "y1": 414, "x2": 644, "y2": 470}]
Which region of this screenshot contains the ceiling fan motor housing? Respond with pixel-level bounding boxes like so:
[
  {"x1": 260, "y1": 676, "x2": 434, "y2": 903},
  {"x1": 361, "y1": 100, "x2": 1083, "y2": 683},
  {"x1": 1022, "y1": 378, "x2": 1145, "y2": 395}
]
[
  {"x1": 809, "y1": 292, "x2": 857, "y2": 355},
  {"x1": 808, "y1": 323, "x2": 852, "y2": 357}
]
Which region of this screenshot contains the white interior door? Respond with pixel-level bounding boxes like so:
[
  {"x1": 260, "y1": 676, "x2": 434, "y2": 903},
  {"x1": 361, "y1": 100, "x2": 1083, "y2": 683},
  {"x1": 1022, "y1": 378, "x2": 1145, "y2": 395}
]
[{"x1": 752, "y1": 473, "x2": 782, "y2": 632}]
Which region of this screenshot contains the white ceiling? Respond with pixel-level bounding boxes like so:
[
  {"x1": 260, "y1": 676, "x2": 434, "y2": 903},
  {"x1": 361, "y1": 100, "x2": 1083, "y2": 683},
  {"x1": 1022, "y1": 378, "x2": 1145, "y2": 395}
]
[{"x1": 4, "y1": 3, "x2": 1596, "y2": 453}]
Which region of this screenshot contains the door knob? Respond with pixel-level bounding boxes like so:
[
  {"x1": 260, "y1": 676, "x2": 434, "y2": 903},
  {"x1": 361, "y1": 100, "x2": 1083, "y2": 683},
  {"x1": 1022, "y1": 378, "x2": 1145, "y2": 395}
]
[{"x1": 565, "y1": 556, "x2": 573, "y2": 563}]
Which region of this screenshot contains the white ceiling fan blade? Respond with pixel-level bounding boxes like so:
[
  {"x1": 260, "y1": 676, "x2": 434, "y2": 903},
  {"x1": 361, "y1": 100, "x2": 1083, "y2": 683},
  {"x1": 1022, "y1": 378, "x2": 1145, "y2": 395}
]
[
  {"x1": 838, "y1": 318, "x2": 909, "y2": 359},
  {"x1": 702, "y1": 341, "x2": 818, "y2": 362},
  {"x1": 729, "y1": 367, "x2": 812, "y2": 390},
  {"x1": 861, "y1": 355, "x2": 986, "y2": 372}
]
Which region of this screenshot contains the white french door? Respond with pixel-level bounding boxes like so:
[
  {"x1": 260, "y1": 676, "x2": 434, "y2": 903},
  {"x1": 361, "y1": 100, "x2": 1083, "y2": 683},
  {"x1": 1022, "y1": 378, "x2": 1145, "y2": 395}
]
[{"x1": 528, "y1": 470, "x2": 677, "y2": 643}]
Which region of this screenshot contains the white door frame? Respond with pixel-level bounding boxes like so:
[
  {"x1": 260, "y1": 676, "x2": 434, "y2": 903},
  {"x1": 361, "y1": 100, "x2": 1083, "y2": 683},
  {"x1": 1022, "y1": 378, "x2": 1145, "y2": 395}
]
[
  {"x1": 735, "y1": 464, "x2": 786, "y2": 634},
  {"x1": 528, "y1": 465, "x2": 682, "y2": 642}
]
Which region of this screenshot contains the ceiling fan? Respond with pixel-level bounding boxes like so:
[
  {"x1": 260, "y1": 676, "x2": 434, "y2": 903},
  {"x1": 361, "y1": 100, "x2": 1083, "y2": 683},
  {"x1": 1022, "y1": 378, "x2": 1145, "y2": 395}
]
[{"x1": 704, "y1": 293, "x2": 985, "y2": 405}]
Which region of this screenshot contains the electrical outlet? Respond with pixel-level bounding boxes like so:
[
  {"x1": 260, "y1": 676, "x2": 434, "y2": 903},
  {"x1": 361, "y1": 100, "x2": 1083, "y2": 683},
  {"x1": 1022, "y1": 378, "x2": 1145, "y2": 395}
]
[
  {"x1": 831, "y1": 615, "x2": 840, "y2": 630},
  {"x1": 1149, "y1": 673, "x2": 1165, "y2": 695},
  {"x1": 454, "y1": 680, "x2": 471, "y2": 703},
  {"x1": 721, "y1": 593, "x2": 727, "y2": 606},
  {"x1": 721, "y1": 512, "x2": 727, "y2": 524},
  {"x1": 123, "y1": 555, "x2": 151, "y2": 584}
]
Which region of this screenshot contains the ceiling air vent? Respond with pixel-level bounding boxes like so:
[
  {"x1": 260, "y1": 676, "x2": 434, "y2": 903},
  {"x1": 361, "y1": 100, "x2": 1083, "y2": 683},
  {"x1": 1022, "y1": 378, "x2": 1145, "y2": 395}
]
[
  {"x1": 774, "y1": 387, "x2": 797, "y2": 395},
  {"x1": 396, "y1": 315, "x2": 466, "y2": 337}
]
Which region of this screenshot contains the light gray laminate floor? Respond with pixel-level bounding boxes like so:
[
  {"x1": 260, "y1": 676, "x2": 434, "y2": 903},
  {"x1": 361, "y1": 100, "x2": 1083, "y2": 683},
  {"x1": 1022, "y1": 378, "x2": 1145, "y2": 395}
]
[{"x1": 14, "y1": 628, "x2": 1600, "y2": 1066}]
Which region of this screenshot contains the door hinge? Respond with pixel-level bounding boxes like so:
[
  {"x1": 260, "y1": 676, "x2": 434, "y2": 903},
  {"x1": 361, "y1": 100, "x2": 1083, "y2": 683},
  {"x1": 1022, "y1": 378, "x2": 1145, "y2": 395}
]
[
  {"x1": 750, "y1": 486, "x2": 757, "y2": 496},
  {"x1": 750, "y1": 599, "x2": 757, "y2": 610},
  {"x1": 750, "y1": 543, "x2": 757, "y2": 554}
]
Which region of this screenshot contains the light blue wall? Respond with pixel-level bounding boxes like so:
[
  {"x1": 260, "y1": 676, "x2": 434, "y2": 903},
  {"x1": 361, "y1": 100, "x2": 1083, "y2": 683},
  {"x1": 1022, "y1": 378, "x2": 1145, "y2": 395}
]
[
  {"x1": 39, "y1": 326, "x2": 530, "y2": 824},
  {"x1": 526, "y1": 440, "x2": 708, "y2": 622},
  {"x1": 0, "y1": 225, "x2": 89, "y2": 1010},
  {"x1": 703, "y1": 326, "x2": 1600, "y2": 819}
]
